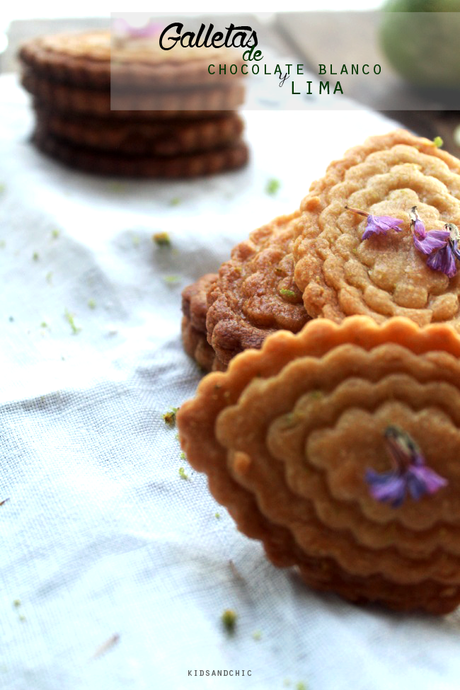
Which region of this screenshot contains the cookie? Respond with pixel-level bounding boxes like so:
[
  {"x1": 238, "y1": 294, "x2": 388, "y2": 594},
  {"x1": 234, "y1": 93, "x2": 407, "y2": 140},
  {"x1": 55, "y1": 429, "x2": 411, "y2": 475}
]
[
  {"x1": 34, "y1": 108, "x2": 244, "y2": 156},
  {"x1": 294, "y1": 129, "x2": 460, "y2": 328},
  {"x1": 181, "y1": 273, "x2": 220, "y2": 372},
  {"x1": 33, "y1": 127, "x2": 249, "y2": 178},
  {"x1": 178, "y1": 316, "x2": 460, "y2": 614},
  {"x1": 19, "y1": 30, "x2": 245, "y2": 89},
  {"x1": 22, "y1": 71, "x2": 246, "y2": 118},
  {"x1": 205, "y1": 211, "x2": 310, "y2": 369}
]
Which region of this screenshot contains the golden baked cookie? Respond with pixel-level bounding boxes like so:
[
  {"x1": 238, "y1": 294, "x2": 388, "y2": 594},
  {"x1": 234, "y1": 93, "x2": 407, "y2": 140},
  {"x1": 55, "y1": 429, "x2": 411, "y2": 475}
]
[
  {"x1": 22, "y1": 71, "x2": 246, "y2": 118},
  {"x1": 205, "y1": 212, "x2": 310, "y2": 368},
  {"x1": 32, "y1": 127, "x2": 249, "y2": 178},
  {"x1": 294, "y1": 130, "x2": 460, "y2": 328},
  {"x1": 33, "y1": 109, "x2": 244, "y2": 156},
  {"x1": 181, "y1": 274, "x2": 220, "y2": 372},
  {"x1": 19, "y1": 30, "x2": 249, "y2": 177},
  {"x1": 178, "y1": 316, "x2": 460, "y2": 614}
]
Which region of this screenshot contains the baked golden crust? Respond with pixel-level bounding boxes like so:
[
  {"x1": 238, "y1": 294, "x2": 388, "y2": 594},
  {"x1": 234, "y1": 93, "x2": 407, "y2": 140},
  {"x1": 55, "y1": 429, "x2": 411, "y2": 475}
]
[
  {"x1": 294, "y1": 129, "x2": 460, "y2": 327},
  {"x1": 181, "y1": 274, "x2": 218, "y2": 372},
  {"x1": 178, "y1": 316, "x2": 460, "y2": 613},
  {"x1": 18, "y1": 30, "x2": 244, "y2": 89},
  {"x1": 206, "y1": 211, "x2": 310, "y2": 367},
  {"x1": 181, "y1": 315, "x2": 219, "y2": 372}
]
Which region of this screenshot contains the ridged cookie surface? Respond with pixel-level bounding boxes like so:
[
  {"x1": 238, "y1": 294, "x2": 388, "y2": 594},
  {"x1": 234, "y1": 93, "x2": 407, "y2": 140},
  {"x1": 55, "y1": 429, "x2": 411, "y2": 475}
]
[
  {"x1": 205, "y1": 212, "x2": 310, "y2": 368},
  {"x1": 178, "y1": 316, "x2": 460, "y2": 614},
  {"x1": 294, "y1": 130, "x2": 460, "y2": 327}
]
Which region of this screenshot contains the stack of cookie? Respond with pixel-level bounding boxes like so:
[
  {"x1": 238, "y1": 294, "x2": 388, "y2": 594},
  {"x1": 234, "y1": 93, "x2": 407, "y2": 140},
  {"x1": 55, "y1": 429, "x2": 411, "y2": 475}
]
[
  {"x1": 18, "y1": 30, "x2": 249, "y2": 177},
  {"x1": 182, "y1": 129, "x2": 460, "y2": 371},
  {"x1": 178, "y1": 130, "x2": 460, "y2": 614}
]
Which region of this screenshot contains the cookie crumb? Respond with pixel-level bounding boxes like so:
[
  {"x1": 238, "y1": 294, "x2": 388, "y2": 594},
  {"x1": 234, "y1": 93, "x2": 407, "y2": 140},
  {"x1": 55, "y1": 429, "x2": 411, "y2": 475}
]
[
  {"x1": 163, "y1": 407, "x2": 179, "y2": 426},
  {"x1": 153, "y1": 232, "x2": 171, "y2": 247}
]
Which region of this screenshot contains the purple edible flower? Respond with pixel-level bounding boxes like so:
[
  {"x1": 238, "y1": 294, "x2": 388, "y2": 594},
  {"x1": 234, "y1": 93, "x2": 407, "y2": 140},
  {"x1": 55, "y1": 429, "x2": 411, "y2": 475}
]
[
  {"x1": 113, "y1": 18, "x2": 162, "y2": 40},
  {"x1": 410, "y1": 207, "x2": 460, "y2": 278},
  {"x1": 426, "y1": 242, "x2": 457, "y2": 278},
  {"x1": 345, "y1": 206, "x2": 403, "y2": 240},
  {"x1": 365, "y1": 426, "x2": 447, "y2": 508},
  {"x1": 425, "y1": 223, "x2": 460, "y2": 278}
]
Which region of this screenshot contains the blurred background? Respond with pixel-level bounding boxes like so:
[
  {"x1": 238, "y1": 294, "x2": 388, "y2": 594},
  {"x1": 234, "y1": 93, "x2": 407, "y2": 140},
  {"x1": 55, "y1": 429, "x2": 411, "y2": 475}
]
[{"x1": 3, "y1": 0, "x2": 460, "y2": 153}]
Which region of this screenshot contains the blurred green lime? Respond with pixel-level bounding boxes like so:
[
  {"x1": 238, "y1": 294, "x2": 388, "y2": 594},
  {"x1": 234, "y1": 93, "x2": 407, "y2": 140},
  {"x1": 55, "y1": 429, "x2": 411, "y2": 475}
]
[{"x1": 380, "y1": 0, "x2": 460, "y2": 88}]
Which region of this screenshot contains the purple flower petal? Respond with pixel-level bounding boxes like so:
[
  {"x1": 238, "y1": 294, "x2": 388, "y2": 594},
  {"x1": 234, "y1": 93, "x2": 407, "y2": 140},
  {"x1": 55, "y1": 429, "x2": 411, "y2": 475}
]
[
  {"x1": 365, "y1": 469, "x2": 406, "y2": 507},
  {"x1": 426, "y1": 243, "x2": 457, "y2": 277},
  {"x1": 452, "y1": 239, "x2": 460, "y2": 262},
  {"x1": 412, "y1": 218, "x2": 427, "y2": 240},
  {"x1": 414, "y1": 230, "x2": 450, "y2": 255},
  {"x1": 362, "y1": 215, "x2": 404, "y2": 240},
  {"x1": 113, "y1": 18, "x2": 162, "y2": 39},
  {"x1": 366, "y1": 426, "x2": 447, "y2": 508},
  {"x1": 408, "y1": 465, "x2": 448, "y2": 497}
]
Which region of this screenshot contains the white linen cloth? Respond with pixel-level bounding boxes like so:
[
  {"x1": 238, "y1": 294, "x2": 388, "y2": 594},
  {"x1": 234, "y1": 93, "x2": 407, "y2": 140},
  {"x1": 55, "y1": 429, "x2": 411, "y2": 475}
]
[{"x1": 1, "y1": 72, "x2": 460, "y2": 690}]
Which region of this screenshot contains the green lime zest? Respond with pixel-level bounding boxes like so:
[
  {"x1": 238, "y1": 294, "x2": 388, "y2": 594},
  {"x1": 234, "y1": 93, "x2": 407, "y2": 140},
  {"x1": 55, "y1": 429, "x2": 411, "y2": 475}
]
[
  {"x1": 221, "y1": 609, "x2": 237, "y2": 634},
  {"x1": 64, "y1": 309, "x2": 81, "y2": 335},
  {"x1": 279, "y1": 288, "x2": 296, "y2": 298},
  {"x1": 266, "y1": 178, "x2": 281, "y2": 196}
]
